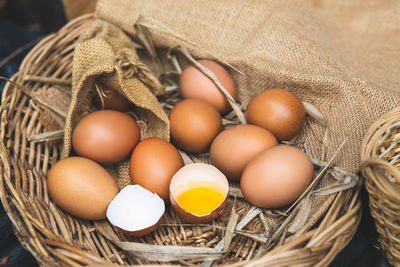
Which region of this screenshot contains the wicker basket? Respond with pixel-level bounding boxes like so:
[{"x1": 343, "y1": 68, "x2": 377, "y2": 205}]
[
  {"x1": 0, "y1": 14, "x2": 362, "y2": 267},
  {"x1": 360, "y1": 106, "x2": 400, "y2": 266}
]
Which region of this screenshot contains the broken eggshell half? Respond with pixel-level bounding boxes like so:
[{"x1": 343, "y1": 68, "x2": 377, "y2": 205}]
[
  {"x1": 169, "y1": 163, "x2": 229, "y2": 223},
  {"x1": 106, "y1": 185, "x2": 165, "y2": 237}
]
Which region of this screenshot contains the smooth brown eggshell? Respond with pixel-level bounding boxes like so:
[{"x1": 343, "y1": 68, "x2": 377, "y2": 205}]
[
  {"x1": 169, "y1": 163, "x2": 229, "y2": 224},
  {"x1": 240, "y1": 145, "x2": 314, "y2": 209},
  {"x1": 179, "y1": 59, "x2": 237, "y2": 114},
  {"x1": 47, "y1": 157, "x2": 120, "y2": 220},
  {"x1": 170, "y1": 193, "x2": 228, "y2": 224},
  {"x1": 210, "y1": 124, "x2": 278, "y2": 181},
  {"x1": 116, "y1": 217, "x2": 163, "y2": 237},
  {"x1": 245, "y1": 89, "x2": 305, "y2": 141},
  {"x1": 72, "y1": 110, "x2": 140, "y2": 165},
  {"x1": 169, "y1": 99, "x2": 222, "y2": 153},
  {"x1": 93, "y1": 87, "x2": 132, "y2": 111},
  {"x1": 129, "y1": 137, "x2": 184, "y2": 202}
]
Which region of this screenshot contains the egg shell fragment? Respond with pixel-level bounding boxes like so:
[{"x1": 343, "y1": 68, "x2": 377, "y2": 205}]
[
  {"x1": 169, "y1": 163, "x2": 229, "y2": 223},
  {"x1": 210, "y1": 124, "x2": 278, "y2": 181},
  {"x1": 240, "y1": 145, "x2": 314, "y2": 209},
  {"x1": 47, "y1": 157, "x2": 120, "y2": 220},
  {"x1": 179, "y1": 59, "x2": 237, "y2": 114},
  {"x1": 106, "y1": 185, "x2": 165, "y2": 237},
  {"x1": 72, "y1": 110, "x2": 141, "y2": 165}
]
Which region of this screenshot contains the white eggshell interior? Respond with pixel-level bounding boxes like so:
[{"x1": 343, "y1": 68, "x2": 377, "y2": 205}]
[
  {"x1": 106, "y1": 185, "x2": 165, "y2": 231},
  {"x1": 170, "y1": 163, "x2": 229, "y2": 199}
]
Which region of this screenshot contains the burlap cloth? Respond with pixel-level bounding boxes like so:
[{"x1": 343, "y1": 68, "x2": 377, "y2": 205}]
[
  {"x1": 62, "y1": 0, "x2": 400, "y2": 174},
  {"x1": 91, "y1": 0, "x2": 399, "y2": 175}
]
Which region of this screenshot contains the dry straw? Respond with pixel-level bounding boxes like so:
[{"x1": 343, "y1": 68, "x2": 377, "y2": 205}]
[
  {"x1": 0, "y1": 14, "x2": 362, "y2": 267},
  {"x1": 360, "y1": 106, "x2": 400, "y2": 266}
]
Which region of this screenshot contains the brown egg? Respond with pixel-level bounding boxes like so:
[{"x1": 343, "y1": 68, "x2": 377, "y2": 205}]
[
  {"x1": 240, "y1": 145, "x2": 314, "y2": 209},
  {"x1": 210, "y1": 124, "x2": 278, "y2": 181},
  {"x1": 72, "y1": 110, "x2": 141, "y2": 165},
  {"x1": 169, "y1": 99, "x2": 222, "y2": 153},
  {"x1": 169, "y1": 163, "x2": 229, "y2": 223},
  {"x1": 93, "y1": 87, "x2": 132, "y2": 112},
  {"x1": 47, "y1": 157, "x2": 120, "y2": 220},
  {"x1": 245, "y1": 89, "x2": 305, "y2": 141},
  {"x1": 179, "y1": 59, "x2": 237, "y2": 114},
  {"x1": 129, "y1": 137, "x2": 184, "y2": 202}
]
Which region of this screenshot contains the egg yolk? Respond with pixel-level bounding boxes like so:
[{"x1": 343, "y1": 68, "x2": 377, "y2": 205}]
[{"x1": 176, "y1": 187, "x2": 225, "y2": 216}]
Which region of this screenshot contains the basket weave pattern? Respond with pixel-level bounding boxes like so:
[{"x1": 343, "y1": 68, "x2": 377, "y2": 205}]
[
  {"x1": 0, "y1": 15, "x2": 362, "y2": 267},
  {"x1": 361, "y1": 106, "x2": 400, "y2": 266}
]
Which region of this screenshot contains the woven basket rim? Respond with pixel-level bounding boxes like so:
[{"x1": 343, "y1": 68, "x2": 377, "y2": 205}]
[
  {"x1": 360, "y1": 105, "x2": 400, "y2": 266},
  {"x1": 0, "y1": 13, "x2": 362, "y2": 267},
  {"x1": 360, "y1": 105, "x2": 400, "y2": 198}
]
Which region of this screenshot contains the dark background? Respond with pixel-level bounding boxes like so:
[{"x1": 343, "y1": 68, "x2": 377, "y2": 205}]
[{"x1": 0, "y1": 0, "x2": 392, "y2": 266}]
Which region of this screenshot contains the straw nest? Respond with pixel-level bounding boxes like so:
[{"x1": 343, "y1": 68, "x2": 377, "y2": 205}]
[{"x1": 0, "y1": 14, "x2": 362, "y2": 267}]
